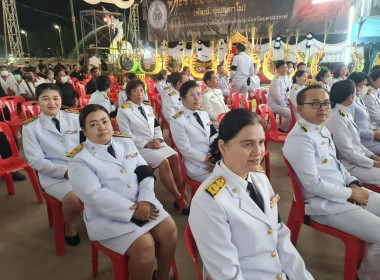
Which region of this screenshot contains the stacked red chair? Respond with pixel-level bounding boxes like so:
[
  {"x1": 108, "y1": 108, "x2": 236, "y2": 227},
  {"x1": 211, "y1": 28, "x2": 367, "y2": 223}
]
[{"x1": 0, "y1": 96, "x2": 26, "y2": 137}]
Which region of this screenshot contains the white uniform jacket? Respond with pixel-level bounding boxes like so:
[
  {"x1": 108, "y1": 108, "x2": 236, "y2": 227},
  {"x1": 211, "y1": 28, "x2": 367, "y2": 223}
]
[
  {"x1": 170, "y1": 107, "x2": 218, "y2": 179},
  {"x1": 216, "y1": 73, "x2": 230, "y2": 97},
  {"x1": 156, "y1": 80, "x2": 169, "y2": 96},
  {"x1": 89, "y1": 90, "x2": 116, "y2": 113},
  {"x1": 189, "y1": 161, "x2": 313, "y2": 280},
  {"x1": 118, "y1": 90, "x2": 127, "y2": 107},
  {"x1": 22, "y1": 110, "x2": 82, "y2": 188},
  {"x1": 201, "y1": 86, "x2": 229, "y2": 128},
  {"x1": 162, "y1": 88, "x2": 183, "y2": 123},
  {"x1": 362, "y1": 86, "x2": 380, "y2": 128},
  {"x1": 267, "y1": 75, "x2": 292, "y2": 110},
  {"x1": 325, "y1": 104, "x2": 374, "y2": 171},
  {"x1": 116, "y1": 101, "x2": 163, "y2": 151},
  {"x1": 328, "y1": 76, "x2": 345, "y2": 88},
  {"x1": 288, "y1": 84, "x2": 305, "y2": 121},
  {"x1": 68, "y1": 136, "x2": 163, "y2": 241},
  {"x1": 283, "y1": 118, "x2": 360, "y2": 216}
]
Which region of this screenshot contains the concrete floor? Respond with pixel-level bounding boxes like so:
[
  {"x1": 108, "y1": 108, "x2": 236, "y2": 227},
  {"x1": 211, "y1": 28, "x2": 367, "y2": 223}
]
[{"x1": 0, "y1": 138, "x2": 347, "y2": 280}]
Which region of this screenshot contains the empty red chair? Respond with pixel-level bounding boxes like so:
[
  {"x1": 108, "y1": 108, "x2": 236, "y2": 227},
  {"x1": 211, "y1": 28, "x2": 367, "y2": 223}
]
[
  {"x1": 92, "y1": 241, "x2": 179, "y2": 280},
  {"x1": 0, "y1": 122, "x2": 43, "y2": 204},
  {"x1": 284, "y1": 157, "x2": 365, "y2": 280},
  {"x1": 231, "y1": 93, "x2": 249, "y2": 110},
  {"x1": 258, "y1": 104, "x2": 287, "y2": 144},
  {"x1": 185, "y1": 224, "x2": 203, "y2": 280},
  {"x1": 288, "y1": 98, "x2": 297, "y2": 131},
  {"x1": 0, "y1": 96, "x2": 26, "y2": 137},
  {"x1": 21, "y1": 101, "x2": 40, "y2": 120}
]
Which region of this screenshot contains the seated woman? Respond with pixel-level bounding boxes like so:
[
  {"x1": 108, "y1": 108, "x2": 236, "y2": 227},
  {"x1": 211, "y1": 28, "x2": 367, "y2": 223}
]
[
  {"x1": 118, "y1": 72, "x2": 137, "y2": 107},
  {"x1": 117, "y1": 79, "x2": 190, "y2": 213},
  {"x1": 347, "y1": 72, "x2": 380, "y2": 154},
  {"x1": 170, "y1": 80, "x2": 218, "y2": 183},
  {"x1": 329, "y1": 63, "x2": 348, "y2": 88},
  {"x1": 362, "y1": 70, "x2": 380, "y2": 128},
  {"x1": 68, "y1": 104, "x2": 177, "y2": 280},
  {"x1": 22, "y1": 83, "x2": 83, "y2": 245},
  {"x1": 182, "y1": 66, "x2": 194, "y2": 81},
  {"x1": 156, "y1": 70, "x2": 170, "y2": 97},
  {"x1": 326, "y1": 80, "x2": 380, "y2": 186},
  {"x1": 315, "y1": 69, "x2": 332, "y2": 92},
  {"x1": 289, "y1": 70, "x2": 308, "y2": 120},
  {"x1": 189, "y1": 109, "x2": 313, "y2": 280}
]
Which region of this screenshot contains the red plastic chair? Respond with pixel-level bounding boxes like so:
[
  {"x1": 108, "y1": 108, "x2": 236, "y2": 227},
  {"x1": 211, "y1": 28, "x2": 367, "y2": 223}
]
[
  {"x1": 92, "y1": 241, "x2": 179, "y2": 280},
  {"x1": 70, "y1": 77, "x2": 79, "y2": 86},
  {"x1": 231, "y1": 93, "x2": 249, "y2": 109},
  {"x1": 185, "y1": 224, "x2": 203, "y2": 280},
  {"x1": 79, "y1": 95, "x2": 91, "y2": 108},
  {"x1": 362, "y1": 183, "x2": 380, "y2": 194},
  {"x1": 78, "y1": 84, "x2": 87, "y2": 96},
  {"x1": 283, "y1": 157, "x2": 365, "y2": 280},
  {"x1": 21, "y1": 101, "x2": 40, "y2": 119},
  {"x1": 288, "y1": 98, "x2": 297, "y2": 131},
  {"x1": 155, "y1": 94, "x2": 163, "y2": 125},
  {"x1": 258, "y1": 104, "x2": 287, "y2": 144},
  {"x1": 0, "y1": 123, "x2": 43, "y2": 203},
  {"x1": 177, "y1": 152, "x2": 201, "y2": 214},
  {"x1": 197, "y1": 81, "x2": 206, "y2": 92},
  {"x1": 217, "y1": 112, "x2": 227, "y2": 123},
  {"x1": 85, "y1": 74, "x2": 92, "y2": 80},
  {"x1": 111, "y1": 118, "x2": 120, "y2": 132},
  {"x1": 0, "y1": 96, "x2": 26, "y2": 137}
]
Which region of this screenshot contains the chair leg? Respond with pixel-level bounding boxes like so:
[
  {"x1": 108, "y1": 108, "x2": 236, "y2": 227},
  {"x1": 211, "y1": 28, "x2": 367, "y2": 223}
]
[
  {"x1": 46, "y1": 200, "x2": 53, "y2": 227},
  {"x1": 172, "y1": 259, "x2": 179, "y2": 280},
  {"x1": 51, "y1": 202, "x2": 65, "y2": 256},
  {"x1": 286, "y1": 202, "x2": 302, "y2": 246},
  {"x1": 25, "y1": 167, "x2": 43, "y2": 203},
  {"x1": 111, "y1": 255, "x2": 128, "y2": 280},
  {"x1": 4, "y1": 173, "x2": 15, "y2": 195},
  {"x1": 179, "y1": 181, "x2": 186, "y2": 214},
  {"x1": 342, "y1": 237, "x2": 361, "y2": 280},
  {"x1": 92, "y1": 242, "x2": 99, "y2": 278}
]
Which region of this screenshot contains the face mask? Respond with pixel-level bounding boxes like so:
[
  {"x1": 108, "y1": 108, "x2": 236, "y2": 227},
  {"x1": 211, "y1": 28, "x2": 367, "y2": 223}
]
[
  {"x1": 357, "y1": 86, "x2": 367, "y2": 96},
  {"x1": 48, "y1": 74, "x2": 54, "y2": 78},
  {"x1": 60, "y1": 76, "x2": 68, "y2": 83},
  {"x1": 324, "y1": 76, "x2": 332, "y2": 84},
  {"x1": 288, "y1": 67, "x2": 294, "y2": 74},
  {"x1": 1, "y1": 70, "x2": 9, "y2": 77},
  {"x1": 23, "y1": 75, "x2": 33, "y2": 81},
  {"x1": 14, "y1": 74, "x2": 21, "y2": 81}
]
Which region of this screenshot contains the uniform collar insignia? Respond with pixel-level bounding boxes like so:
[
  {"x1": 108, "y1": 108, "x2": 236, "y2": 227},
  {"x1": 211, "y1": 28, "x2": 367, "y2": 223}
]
[
  {"x1": 339, "y1": 109, "x2": 346, "y2": 116},
  {"x1": 301, "y1": 124, "x2": 309, "y2": 132}
]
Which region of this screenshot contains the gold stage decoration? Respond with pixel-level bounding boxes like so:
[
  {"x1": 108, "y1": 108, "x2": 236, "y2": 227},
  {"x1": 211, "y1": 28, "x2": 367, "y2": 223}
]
[
  {"x1": 263, "y1": 24, "x2": 275, "y2": 80},
  {"x1": 250, "y1": 26, "x2": 261, "y2": 71},
  {"x1": 310, "y1": 21, "x2": 330, "y2": 77}
]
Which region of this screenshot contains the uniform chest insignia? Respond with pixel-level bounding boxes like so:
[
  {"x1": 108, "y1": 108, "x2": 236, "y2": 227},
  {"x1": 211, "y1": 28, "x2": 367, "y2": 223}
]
[
  {"x1": 301, "y1": 125, "x2": 309, "y2": 132},
  {"x1": 270, "y1": 194, "x2": 280, "y2": 208},
  {"x1": 126, "y1": 152, "x2": 138, "y2": 160},
  {"x1": 164, "y1": 86, "x2": 170, "y2": 90},
  {"x1": 205, "y1": 176, "x2": 227, "y2": 199},
  {"x1": 113, "y1": 133, "x2": 131, "y2": 138},
  {"x1": 322, "y1": 159, "x2": 328, "y2": 164},
  {"x1": 339, "y1": 109, "x2": 346, "y2": 116},
  {"x1": 147, "y1": 113, "x2": 153, "y2": 117},
  {"x1": 143, "y1": 101, "x2": 151, "y2": 106},
  {"x1": 295, "y1": 86, "x2": 298, "y2": 90},
  {"x1": 122, "y1": 102, "x2": 131, "y2": 109},
  {"x1": 66, "y1": 143, "x2": 85, "y2": 158},
  {"x1": 320, "y1": 141, "x2": 326, "y2": 145},
  {"x1": 64, "y1": 109, "x2": 79, "y2": 114},
  {"x1": 169, "y1": 91, "x2": 176, "y2": 96},
  {"x1": 23, "y1": 116, "x2": 38, "y2": 126},
  {"x1": 172, "y1": 111, "x2": 184, "y2": 119},
  {"x1": 366, "y1": 89, "x2": 371, "y2": 95},
  {"x1": 66, "y1": 129, "x2": 78, "y2": 134},
  {"x1": 256, "y1": 165, "x2": 265, "y2": 173}
]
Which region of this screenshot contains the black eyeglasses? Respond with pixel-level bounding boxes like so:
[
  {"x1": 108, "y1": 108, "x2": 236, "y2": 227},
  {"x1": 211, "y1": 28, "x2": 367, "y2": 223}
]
[{"x1": 302, "y1": 101, "x2": 332, "y2": 109}]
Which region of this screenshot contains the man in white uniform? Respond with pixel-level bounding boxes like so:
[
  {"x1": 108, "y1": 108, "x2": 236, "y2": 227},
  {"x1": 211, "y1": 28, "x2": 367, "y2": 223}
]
[
  {"x1": 230, "y1": 43, "x2": 254, "y2": 98},
  {"x1": 162, "y1": 72, "x2": 187, "y2": 123}
]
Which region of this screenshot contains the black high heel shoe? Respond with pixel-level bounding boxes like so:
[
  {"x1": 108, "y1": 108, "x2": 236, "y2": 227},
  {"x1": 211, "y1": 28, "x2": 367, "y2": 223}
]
[{"x1": 173, "y1": 201, "x2": 190, "y2": 215}]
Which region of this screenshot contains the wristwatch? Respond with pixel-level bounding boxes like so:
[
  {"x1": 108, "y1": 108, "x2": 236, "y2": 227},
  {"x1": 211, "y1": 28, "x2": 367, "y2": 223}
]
[{"x1": 349, "y1": 180, "x2": 362, "y2": 188}]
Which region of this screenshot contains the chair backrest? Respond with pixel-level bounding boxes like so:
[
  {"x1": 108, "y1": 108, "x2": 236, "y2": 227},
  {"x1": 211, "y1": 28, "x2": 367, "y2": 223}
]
[
  {"x1": 288, "y1": 98, "x2": 297, "y2": 131},
  {"x1": 258, "y1": 104, "x2": 278, "y2": 132},
  {"x1": 70, "y1": 77, "x2": 79, "y2": 85},
  {"x1": 21, "y1": 101, "x2": 40, "y2": 119},
  {"x1": 0, "y1": 122, "x2": 21, "y2": 162},
  {"x1": 0, "y1": 96, "x2": 26, "y2": 120},
  {"x1": 85, "y1": 74, "x2": 92, "y2": 80},
  {"x1": 185, "y1": 224, "x2": 203, "y2": 280},
  {"x1": 283, "y1": 157, "x2": 306, "y2": 219},
  {"x1": 217, "y1": 112, "x2": 227, "y2": 123},
  {"x1": 197, "y1": 81, "x2": 206, "y2": 92},
  {"x1": 79, "y1": 95, "x2": 91, "y2": 107},
  {"x1": 78, "y1": 84, "x2": 87, "y2": 96},
  {"x1": 111, "y1": 118, "x2": 120, "y2": 132},
  {"x1": 231, "y1": 93, "x2": 249, "y2": 109}
]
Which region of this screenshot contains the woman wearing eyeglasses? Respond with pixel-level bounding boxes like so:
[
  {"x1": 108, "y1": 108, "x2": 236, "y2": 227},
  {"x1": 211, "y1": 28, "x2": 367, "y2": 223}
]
[
  {"x1": 325, "y1": 80, "x2": 380, "y2": 186},
  {"x1": 170, "y1": 80, "x2": 218, "y2": 183}
]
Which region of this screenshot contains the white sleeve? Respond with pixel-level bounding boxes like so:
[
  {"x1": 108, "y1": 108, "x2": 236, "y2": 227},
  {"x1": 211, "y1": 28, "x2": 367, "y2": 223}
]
[{"x1": 116, "y1": 110, "x2": 148, "y2": 150}]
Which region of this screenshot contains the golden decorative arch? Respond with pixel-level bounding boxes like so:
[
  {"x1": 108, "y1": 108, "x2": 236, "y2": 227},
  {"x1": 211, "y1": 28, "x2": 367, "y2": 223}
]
[{"x1": 230, "y1": 31, "x2": 250, "y2": 46}]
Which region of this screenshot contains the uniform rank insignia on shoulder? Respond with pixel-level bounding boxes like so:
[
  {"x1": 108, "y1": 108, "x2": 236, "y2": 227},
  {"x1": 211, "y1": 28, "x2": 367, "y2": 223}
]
[
  {"x1": 104, "y1": 94, "x2": 109, "y2": 100},
  {"x1": 256, "y1": 165, "x2": 265, "y2": 173},
  {"x1": 205, "y1": 176, "x2": 227, "y2": 199},
  {"x1": 198, "y1": 107, "x2": 206, "y2": 111},
  {"x1": 295, "y1": 86, "x2": 298, "y2": 90},
  {"x1": 164, "y1": 86, "x2": 170, "y2": 90},
  {"x1": 367, "y1": 89, "x2": 372, "y2": 95},
  {"x1": 270, "y1": 194, "x2": 280, "y2": 208},
  {"x1": 169, "y1": 91, "x2": 176, "y2": 96},
  {"x1": 64, "y1": 109, "x2": 79, "y2": 114},
  {"x1": 300, "y1": 125, "x2": 309, "y2": 132},
  {"x1": 143, "y1": 101, "x2": 151, "y2": 106},
  {"x1": 113, "y1": 133, "x2": 130, "y2": 138},
  {"x1": 67, "y1": 143, "x2": 85, "y2": 158},
  {"x1": 23, "y1": 116, "x2": 38, "y2": 126},
  {"x1": 339, "y1": 109, "x2": 346, "y2": 116},
  {"x1": 172, "y1": 111, "x2": 184, "y2": 119},
  {"x1": 122, "y1": 102, "x2": 131, "y2": 109}
]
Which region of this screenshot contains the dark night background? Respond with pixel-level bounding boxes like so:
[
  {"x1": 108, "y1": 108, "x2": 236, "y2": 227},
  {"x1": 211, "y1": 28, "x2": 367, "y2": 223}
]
[{"x1": 0, "y1": 0, "x2": 147, "y2": 57}]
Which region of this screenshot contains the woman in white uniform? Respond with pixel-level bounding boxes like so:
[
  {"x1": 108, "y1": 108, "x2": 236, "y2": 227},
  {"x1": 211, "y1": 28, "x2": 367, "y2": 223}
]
[
  {"x1": 156, "y1": 70, "x2": 169, "y2": 97},
  {"x1": 116, "y1": 79, "x2": 190, "y2": 213},
  {"x1": 68, "y1": 104, "x2": 177, "y2": 280},
  {"x1": 325, "y1": 80, "x2": 380, "y2": 186},
  {"x1": 189, "y1": 109, "x2": 314, "y2": 280},
  {"x1": 170, "y1": 80, "x2": 218, "y2": 183},
  {"x1": 22, "y1": 83, "x2": 83, "y2": 245},
  {"x1": 182, "y1": 66, "x2": 194, "y2": 81},
  {"x1": 362, "y1": 70, "x2": 380, "y2": 128},
  {"x1": 289, "y1": 70, "x2": 307, "y2": 120},
  {"x1": 315, "y1": 69, "x2": 332, "y2": 92},
  {"x1": 329, "y1": 63, "x2": 348, "y2": 88},
  {"x1": 347, "y1": 72, "x2": 380, "y2": 154}
]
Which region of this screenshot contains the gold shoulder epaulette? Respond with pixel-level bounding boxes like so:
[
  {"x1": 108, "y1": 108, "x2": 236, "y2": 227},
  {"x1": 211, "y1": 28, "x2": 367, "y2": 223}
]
[
  {"x1": 205, "y1": 176, "x2": 227, "y2": 199},
  {"x1": 169, "y1": 91, "x2": 176, "y2": 96},
  {"x1": 164, "y1": 86, "x2": 170, "y2": 90},
  {"x1": 113, "y1": 133, "x2": 131, "y2": 138},
  {"x1": 366, "y1": 89, "x2": 371, "y2": 95},
  {"x1": 198, "y1": 107, "x2": 206, "y2": 111},
  {"x1": 66, "y1": 143, "x2": 85, "y2": 158},
  {"x1": 104, "y1": 93, "x2": 109, "y2": 100},
  {"x1": 306, "y1": 79, "x2": 318, "y2": 86},
  {"x1": 172, "y1": 111, "x2": 184, "y2": 119},
  {"x1": 122, "y1": 102, "x2": 131, "y2": 109},
  {"x1": 339, "y1": 109, "x2": 346, "y2": 116},
  {"x1": 301, "y1": 124, "x2": 309, "y2": 132},
  {"x1": 295, "y1": 85, "x2": 298, "y2": 90},
  {"x1": 23, "y1": 116, "x2": 38, "y2": 126},
  {"x1": 143, "y1": 101, "x2": 151, "y2": 106},
  {"x1": 64, "y1": 109, "x2": 79, "y2": 114},
  {"x1": 256, "y1": 166, "x2": 265, "y2": 173}
]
